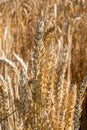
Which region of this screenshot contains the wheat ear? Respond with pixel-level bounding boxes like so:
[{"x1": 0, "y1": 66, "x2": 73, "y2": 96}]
[{"x1": 74, "y1": 76, "x2": 87, "y2": 130}]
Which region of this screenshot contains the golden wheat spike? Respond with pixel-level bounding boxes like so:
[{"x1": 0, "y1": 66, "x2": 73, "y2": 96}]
[
  {"x1": 43, "y1": 25, "x2": 55, "y2": 48},
  {"x1": 65, "y1": 84, "x2": 77, "y2": 130},
  {"x1": 32, "y1": 17, "x2": 47, "y2": 129},
  {"x1": 74, "y1": 76, "x2": 87, "y2": 130}
]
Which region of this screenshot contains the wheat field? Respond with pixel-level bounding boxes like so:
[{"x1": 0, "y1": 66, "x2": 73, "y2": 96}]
[{"x1": 0, "y1": 0, "x2": 87, "y2": 130}]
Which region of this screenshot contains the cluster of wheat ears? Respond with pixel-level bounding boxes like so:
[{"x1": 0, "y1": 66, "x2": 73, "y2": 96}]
[{"x1": 0, "y1": 0, "x2": 87, "y2": 130}]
